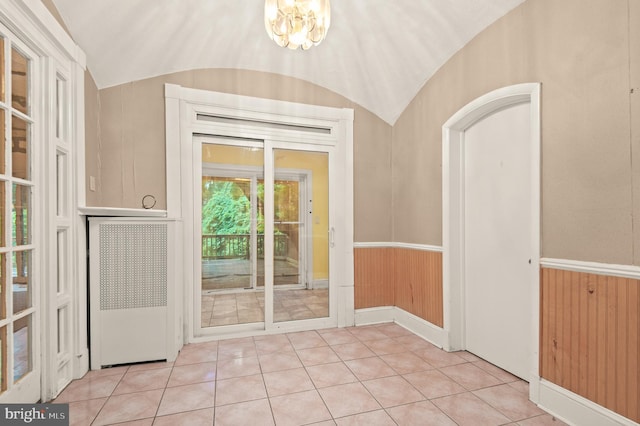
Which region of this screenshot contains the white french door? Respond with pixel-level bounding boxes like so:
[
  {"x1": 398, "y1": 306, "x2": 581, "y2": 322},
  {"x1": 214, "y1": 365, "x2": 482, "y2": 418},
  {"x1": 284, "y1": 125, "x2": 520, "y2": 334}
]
[{"x1": 0, "y1": 27, "x2": 40, "y2": 402}]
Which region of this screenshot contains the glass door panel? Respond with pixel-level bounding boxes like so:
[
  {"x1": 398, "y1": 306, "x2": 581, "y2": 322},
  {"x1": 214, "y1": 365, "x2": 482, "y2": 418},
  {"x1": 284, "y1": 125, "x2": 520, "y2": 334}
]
[
  {"x1": 256, "y1": 178, "x2": 303, "y2": 289},
  {"x1": 272, "y1": 149, "x2": 329, "y2": 323},
  {"x1": 0, "y1": 38, "x2": 39, "y2": 401},
  {"x1": 200, "y1": 143, "x2": 265, "y2": 328}
]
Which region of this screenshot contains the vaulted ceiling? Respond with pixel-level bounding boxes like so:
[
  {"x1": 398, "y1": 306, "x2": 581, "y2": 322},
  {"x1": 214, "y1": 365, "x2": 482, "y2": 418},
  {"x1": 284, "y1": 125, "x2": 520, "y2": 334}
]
[{"x1": 51, "y1": 0, "x2": 525, "y2": 124}]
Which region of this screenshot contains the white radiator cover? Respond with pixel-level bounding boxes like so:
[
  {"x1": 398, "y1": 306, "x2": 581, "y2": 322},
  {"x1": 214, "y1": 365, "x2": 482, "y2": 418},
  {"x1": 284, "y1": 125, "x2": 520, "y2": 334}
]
[{"x1": 89, "y1": 217, "x2": 181, "y2": 369}]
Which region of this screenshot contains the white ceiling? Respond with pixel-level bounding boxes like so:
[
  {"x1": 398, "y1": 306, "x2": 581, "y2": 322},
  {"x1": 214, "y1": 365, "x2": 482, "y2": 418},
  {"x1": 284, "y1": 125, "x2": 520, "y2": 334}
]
[{"x1": 51, "y1": 0, "x2": 525, "y2": 124}]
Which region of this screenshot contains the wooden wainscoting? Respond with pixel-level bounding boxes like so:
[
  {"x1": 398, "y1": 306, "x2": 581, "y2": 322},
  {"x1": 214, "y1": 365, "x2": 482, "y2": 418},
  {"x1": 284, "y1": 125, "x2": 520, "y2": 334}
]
[
  {"x1": 354, "y1": 246, "x2": 443, "y2": 327},
  {"x1": 354, "y1": 247, "x2": 395, "y2": 309},
  {"x1": 540, "y1": 267, "x2": 639, "y2": 423},
  {"x1": 394, "y1": 248, "x2": 443, "y2": 327}
]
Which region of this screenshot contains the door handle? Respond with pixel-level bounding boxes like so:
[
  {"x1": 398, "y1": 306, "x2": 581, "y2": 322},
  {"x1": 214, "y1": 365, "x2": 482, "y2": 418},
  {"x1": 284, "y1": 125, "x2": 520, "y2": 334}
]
[{"x1": 329, "y1": 227, "x2": 335, "y2": 248}]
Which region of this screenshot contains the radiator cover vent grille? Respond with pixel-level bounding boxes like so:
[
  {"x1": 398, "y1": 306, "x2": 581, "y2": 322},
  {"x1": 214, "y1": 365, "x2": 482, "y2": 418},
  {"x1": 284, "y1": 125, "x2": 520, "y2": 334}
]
[{"x1": 99, "y1": 223, "x2": 168, "y2": 310}]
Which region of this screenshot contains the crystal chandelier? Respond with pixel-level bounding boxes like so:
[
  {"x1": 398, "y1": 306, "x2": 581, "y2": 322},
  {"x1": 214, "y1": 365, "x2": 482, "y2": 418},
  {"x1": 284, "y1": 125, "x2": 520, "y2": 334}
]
[{"x1": 264, "y1": 0, "x2": 331, "y2": 50}]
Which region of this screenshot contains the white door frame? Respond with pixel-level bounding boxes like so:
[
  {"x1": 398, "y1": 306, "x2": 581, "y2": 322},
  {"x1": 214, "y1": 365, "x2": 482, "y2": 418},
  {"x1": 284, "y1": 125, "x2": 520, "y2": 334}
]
[
  {"x1": 442, "y1": 83, "x2": 541, "y2": 400},
  {"x1": 165, "y1": 84, "x2": 355, "y2": 342}
]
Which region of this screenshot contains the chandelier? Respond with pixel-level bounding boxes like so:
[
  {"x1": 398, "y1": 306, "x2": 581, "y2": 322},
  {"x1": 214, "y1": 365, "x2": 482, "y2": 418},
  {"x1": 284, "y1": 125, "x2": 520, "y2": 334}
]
[{"x1": 264, "y1": 0, "x2": 331, "y2": 50}]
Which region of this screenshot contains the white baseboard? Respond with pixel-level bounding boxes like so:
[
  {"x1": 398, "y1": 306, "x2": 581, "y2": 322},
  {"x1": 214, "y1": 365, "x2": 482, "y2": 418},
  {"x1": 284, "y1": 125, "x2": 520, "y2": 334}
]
[
  {"x1": 393, "y1": 308, "x2": 445, "y2": 348},
  {"x1": 537, "y1": 379, "x2": 638, "y2": 426},
  {"x1": 354, "y1": 307, "x2": 445, "y2": 348},
  {"x1": 311, "y1": 279, "x2": 328, "y2": 289},
  {"x1": 354, "y1": 307, "x2": 394, "y2": 325}
]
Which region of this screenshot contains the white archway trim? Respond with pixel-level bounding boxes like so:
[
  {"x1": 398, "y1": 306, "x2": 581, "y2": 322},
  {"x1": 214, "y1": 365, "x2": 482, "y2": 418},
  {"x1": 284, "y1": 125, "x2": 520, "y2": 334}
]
[{"x1": 442, "y1": 83, "x2": 541, "y2": 400}]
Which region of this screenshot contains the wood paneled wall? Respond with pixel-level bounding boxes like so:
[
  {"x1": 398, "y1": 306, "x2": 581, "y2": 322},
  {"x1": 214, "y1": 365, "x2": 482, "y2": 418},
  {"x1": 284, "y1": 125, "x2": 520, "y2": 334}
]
[
  {"x1": 394, "y1": 249, "x2": 443, "y2": 327},
  {"x1": 354, "y1": 248, "x2": 395, "y2": 309},
  {"x1": 354, "y1": 247, "x2": 443, "y2": 327},
  {"x1": 540, "y1": 268, "x2": 639, "y2": 423}
]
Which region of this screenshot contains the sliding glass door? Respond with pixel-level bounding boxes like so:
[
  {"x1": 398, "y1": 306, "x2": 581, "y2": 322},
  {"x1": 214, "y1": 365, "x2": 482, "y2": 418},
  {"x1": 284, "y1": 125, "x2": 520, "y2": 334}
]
[
  {"x1": 272, "y1": 149, "x2": 328, "y2": 323},
  {"x1": 196, "y1": 138, "x2": 333, "y2": 332}
]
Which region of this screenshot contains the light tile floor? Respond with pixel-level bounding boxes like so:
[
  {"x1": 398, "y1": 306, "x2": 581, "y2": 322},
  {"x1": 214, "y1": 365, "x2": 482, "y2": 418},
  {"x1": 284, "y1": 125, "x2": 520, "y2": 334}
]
[{"x1": 55, "y1": 323, "x2": 567, "y2": 425}]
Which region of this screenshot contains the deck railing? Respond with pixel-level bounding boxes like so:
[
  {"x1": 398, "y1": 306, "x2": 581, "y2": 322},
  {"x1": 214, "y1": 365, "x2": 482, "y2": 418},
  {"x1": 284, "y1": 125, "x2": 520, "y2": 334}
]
[{"x1": 202, "y1": 234, "x2": 289, "y2": 259}]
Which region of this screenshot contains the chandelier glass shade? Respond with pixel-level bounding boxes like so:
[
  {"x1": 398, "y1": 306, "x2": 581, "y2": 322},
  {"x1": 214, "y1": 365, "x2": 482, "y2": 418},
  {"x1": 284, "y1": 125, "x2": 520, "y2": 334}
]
[{"x1": 264, "y1": 0, "x2": 331, "y2": 50}]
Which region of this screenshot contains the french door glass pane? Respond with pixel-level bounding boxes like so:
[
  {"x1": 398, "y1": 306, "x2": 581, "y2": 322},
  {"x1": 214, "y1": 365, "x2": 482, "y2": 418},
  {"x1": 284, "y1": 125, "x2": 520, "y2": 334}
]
[
  {"x1": 0, "y1": 326, "x2": 5, "y2": 392},
  {"x1": 11, "y1": 115, "x2": 29, "y2": 180},
  {"x1": 0, "y1": 110, "x2": 5, "y2": 175},
  {"x1": 273, "y1": 149, "x2": 329, "y2": 322},
  {"x1": 12, "y1": 184, "x2": 30, "y2": 246},
  {"x1": 12, "y1": 250, "x2": 30, "y2": 314},
  {"x1": 13, "y1": 314, "x2": 31, "y2": 382},
  {"x1": 0, "y1": 254, "x2": 5, "y2": 320},
  {"x1": 201, "y1": 144, "x2": 265, "y2": 328},
  {"x1": 0, "y1": 38, "x2": 4, "y2": 102},
  {"x1": 11, "y1": 47, "x2": 28, "y2": 115},
  {"x1": 0, "y1": 182, "x2": 4, "y2": 246}
]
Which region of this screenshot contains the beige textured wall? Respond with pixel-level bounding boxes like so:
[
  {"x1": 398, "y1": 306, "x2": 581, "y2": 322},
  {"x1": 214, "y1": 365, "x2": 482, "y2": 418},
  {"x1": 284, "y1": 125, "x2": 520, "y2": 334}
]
[
  {"x1": 393, "y1": 0, "x2": 638, "y2": 265},
  {"x1": 85, "y1": 70, "x2": 101, "y2": 207},
  {"x1": 96, "y1": 69, "x2": 393, "y2": 241}
]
